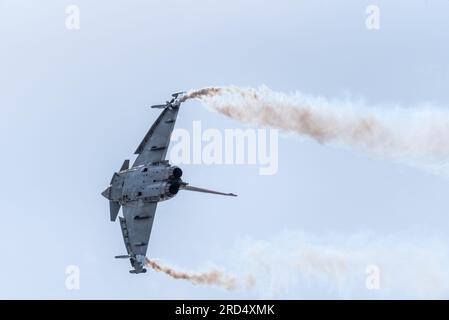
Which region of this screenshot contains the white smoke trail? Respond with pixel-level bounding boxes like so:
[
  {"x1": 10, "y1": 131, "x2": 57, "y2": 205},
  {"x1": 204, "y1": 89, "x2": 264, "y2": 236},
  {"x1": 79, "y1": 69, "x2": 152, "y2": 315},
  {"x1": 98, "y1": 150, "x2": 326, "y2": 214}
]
[
  {"x1": 228, "y1": 231, "x2": 449, "y2": 299},
  {"x1": 145, "y1": 258, "x2": 240, "y2": 291},
  {"x1": 185, "y1": 86, "x2": 449, "y2": 176},
  {"x1": 147, "y1": 231, "x2": 449, "y2": 299}
]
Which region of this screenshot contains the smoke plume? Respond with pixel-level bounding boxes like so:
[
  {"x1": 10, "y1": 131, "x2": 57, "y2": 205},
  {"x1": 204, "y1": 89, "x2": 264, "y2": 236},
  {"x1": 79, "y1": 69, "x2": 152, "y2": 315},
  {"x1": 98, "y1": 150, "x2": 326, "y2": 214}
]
[
  {"x1": 230, "y1": 231, "x2": 449, "y2": 299},
  {"x1": 145, "y1": 258, "x2": 239, "y2": 291},
  {"x1": 147, "y1": 231, "x2": 449, "y2": 299},
  {"x1": 185, "y1": 86, "x2": 449, "y2": 175}
]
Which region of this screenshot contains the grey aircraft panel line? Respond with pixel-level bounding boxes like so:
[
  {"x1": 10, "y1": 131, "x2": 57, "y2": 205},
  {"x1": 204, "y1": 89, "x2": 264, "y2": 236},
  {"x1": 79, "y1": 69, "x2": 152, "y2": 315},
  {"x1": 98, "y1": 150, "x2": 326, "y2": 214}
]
[{"x1": 101, "y1": 92, "x2": 237, "y2": 274}]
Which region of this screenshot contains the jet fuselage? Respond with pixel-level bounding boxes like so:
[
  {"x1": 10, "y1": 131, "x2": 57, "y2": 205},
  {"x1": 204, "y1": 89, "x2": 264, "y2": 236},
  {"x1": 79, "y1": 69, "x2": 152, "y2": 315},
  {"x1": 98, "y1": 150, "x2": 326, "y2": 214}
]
[{"x1": 103, "y1": 163, "x2": 183, "y2": 204}]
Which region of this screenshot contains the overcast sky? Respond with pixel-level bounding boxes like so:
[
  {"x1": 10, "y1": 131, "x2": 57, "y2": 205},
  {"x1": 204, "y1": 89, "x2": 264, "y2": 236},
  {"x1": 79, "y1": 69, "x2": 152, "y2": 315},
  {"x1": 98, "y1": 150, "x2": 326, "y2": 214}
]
[{"x1": 1, "y1": 0, "x2": 449, "y2": 299}]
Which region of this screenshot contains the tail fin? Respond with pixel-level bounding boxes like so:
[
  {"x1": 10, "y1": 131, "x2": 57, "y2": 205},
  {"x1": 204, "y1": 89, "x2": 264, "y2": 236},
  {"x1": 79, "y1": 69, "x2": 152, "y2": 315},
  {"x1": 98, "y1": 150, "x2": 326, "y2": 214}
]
[
  {"x1": 120, "y1": 159, "x2": 130, "y2": 172},
  {"x1": 110, "y1": 201, "x2": 121, "y2": 221}
]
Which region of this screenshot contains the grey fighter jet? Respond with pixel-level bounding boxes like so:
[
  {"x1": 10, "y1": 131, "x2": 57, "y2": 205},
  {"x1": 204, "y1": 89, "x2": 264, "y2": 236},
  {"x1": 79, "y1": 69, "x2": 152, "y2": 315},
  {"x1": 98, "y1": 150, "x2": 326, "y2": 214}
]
[{"x1": 101, "y1": 92, "x2": 237, "y2": 274}]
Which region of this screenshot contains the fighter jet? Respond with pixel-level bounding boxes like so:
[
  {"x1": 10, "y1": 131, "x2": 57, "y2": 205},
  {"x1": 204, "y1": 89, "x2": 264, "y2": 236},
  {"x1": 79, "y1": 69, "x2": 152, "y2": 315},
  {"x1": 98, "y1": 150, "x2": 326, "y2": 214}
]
[{"x1": 101, "y1": 92, "x2": 237, "y2": 274}]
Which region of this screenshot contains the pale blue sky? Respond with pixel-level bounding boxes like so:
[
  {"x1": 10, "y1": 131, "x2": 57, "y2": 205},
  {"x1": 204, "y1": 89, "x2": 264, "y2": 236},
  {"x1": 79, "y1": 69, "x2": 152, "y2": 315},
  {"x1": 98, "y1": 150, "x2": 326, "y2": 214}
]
[{"x1": 1, "y1": 0, "x2": 449, "y2": 299}]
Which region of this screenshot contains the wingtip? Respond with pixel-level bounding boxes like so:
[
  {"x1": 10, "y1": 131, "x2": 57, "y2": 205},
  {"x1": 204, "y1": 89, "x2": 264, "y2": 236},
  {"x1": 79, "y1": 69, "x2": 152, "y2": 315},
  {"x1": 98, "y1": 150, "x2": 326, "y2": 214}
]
[
  {"x1": 172, "y1": 91, "x2": 187, "y2": 98},
  {"x1": 151, "y1": 104, "x2": 167, "y2": 109}
]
